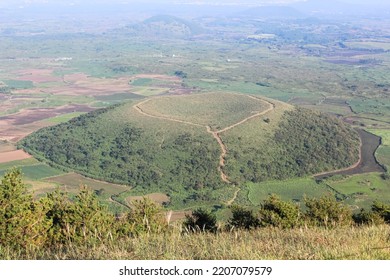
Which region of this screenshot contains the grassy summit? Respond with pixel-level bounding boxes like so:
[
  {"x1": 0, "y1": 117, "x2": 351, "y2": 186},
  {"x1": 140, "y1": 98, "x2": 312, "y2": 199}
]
[{"x1": 19, "y1": 92, "x2": 360, "y2": 207}]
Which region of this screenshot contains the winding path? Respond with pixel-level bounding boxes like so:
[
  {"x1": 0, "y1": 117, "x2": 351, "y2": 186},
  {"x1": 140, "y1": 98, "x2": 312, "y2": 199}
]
[
  {"x1": 133, "y1": 95, "x2": 275, "y2": 187},
  {"x1": 226, "y1": 187, "x2": 241, "y2": 206}
]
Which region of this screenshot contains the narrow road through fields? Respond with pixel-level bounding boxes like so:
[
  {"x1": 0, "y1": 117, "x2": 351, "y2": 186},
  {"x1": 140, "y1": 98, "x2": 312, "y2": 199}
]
[{"x1": 133, "y1": 96, "x2": 275, "y2": 189}]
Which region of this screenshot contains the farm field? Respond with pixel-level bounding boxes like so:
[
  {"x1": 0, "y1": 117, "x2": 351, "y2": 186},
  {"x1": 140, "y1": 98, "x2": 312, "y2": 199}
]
[
  {"x1": 324, "y1": 173, "x2": 390, "y2": 209},
  {"x1": 245, "y1": 178, "x2": 331, "y2": 207},
  {"x1": 368, "y1": 129, "x2": 390, "y2": 169}
]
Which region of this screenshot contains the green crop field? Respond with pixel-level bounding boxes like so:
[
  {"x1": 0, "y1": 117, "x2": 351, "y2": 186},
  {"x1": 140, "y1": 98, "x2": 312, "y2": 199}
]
[
  {"x1": 324, "y1": 173, "x2": 390, "y2": 209},
  {"x1": 0, "y1": 158, "x2": 39, "y2": 170},
  {"x1": 45, "y1": 112, "x2": 85, "y2": 124},
  {"x1": 3, "y1": 80, "x2": 34, "y2": 89},
  {"x1": 0, "y1": 161, "x2": 64, "y2": 180},
  {"x1": 368, "y1": 129, "x2": 390, "y2": 169},
  {"x1": 246, "y1": 178, "x2": 331, "y2": 206},
  {"x1": 45, "y1": 173, "x2": 130, "y2": 196}
]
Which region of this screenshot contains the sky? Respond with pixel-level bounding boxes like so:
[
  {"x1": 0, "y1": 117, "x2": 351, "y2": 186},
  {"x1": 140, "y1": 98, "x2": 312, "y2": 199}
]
[{"x1": 0, "y1": 0, "x2": 389, "y2": 6}]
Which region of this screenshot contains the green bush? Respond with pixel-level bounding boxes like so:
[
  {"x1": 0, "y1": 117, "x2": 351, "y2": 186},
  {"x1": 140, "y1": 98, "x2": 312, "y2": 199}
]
[
  {"x1": 371, "y1": 200, "x2": 390, "y2": 223},
  {"x1": 352, "y1": 208, "x2": 385, "y2": 226},
  {"x1": 67, "y1": 187, "x2": 116, "y2": 243},
  {"x1": 183, "y1": 208, "x2": 217, "y2": 233},
  {"x1": 120, "y1": 197, "x2": 167, "y2": 236},
  {"x1": 258, "y1": 194, "x2": 302, "y2": 229},
  {"x1": 0, "y1": 169, "x2": 50, "y2": 249},
  {"x1": 39, "y1": 189, "x2": 73, "y2": 245},
  {"x1": 227, "y1": 205, "x2": 260, "y2": 230},
  {"x1": 304, "y1": 194, "x2": 353, "y2": 228}
]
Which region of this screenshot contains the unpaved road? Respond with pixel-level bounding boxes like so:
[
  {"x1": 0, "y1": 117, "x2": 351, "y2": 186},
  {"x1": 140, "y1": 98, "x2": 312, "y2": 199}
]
[{"x1": 133, "y1": 95, "x2": 275, "y2": 186}]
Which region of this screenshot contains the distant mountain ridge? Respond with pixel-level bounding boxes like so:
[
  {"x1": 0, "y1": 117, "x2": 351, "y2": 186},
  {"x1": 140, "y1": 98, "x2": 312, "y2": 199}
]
[
  {"x1": 126, "y1": 15, "x2": 205, "y2": 38},
  {"x1": 237, "y1": 5, "x2": 306, "y2": 19}
]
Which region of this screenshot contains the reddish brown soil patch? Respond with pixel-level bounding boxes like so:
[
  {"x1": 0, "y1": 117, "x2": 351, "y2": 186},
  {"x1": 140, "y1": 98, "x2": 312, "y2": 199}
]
[
  {"x1": 134, "y1": 74, "x2": 181, "y2": 82},
  {"x1": 63, "y1": 73, "x2": 90, "y2": 83},
  {"x1": 0, "y1": 150, "x2": 31, "y2": 163},
  {"x1": 14, "y1": 69, "x2": 62, "y2": 83},
  {"x1": 0, "y1": 143, "x2": 16, "y2": 153},
  {"x1": 126, "y1": 193, "x2": 170, "y2": 205},
  {"x1": 0, "y1": 105, "x2": 94, "y2": 125},
  {"x1": 168, "y1": 210, "x2": 192, "y2": 223},
  {"x1": 50, "y1": 76, "x2": 134, "y2": 96}
]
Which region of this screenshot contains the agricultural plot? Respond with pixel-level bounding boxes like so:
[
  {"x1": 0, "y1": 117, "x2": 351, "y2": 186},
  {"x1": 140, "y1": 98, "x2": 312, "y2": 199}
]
[
  {"x1": 246, "y1": 178, "x2": 331, "y2": 206},
  {"x1": 0, "y1": 141, "x2": 16, "y2": 153},
  {"x1": 0, "y1": 158, "x2": 38, "y2": 170},
  {"x1": 368, "y1": 129, "x2": 390, "y2": 169},
  {"x1": 324, "y1": 173, "x2": 390, "y2": 209},
  {"x1": 125, "y1": 193, "x2": 170, "y2": 206},
  {"x1": 45, "y1": 173, "x2": 130, "y2": 196},
  {"x1": 344, "y1": 41, "x2": 390, "y2": 51},
  {"x1": 0, "y1": 150, "x2": 31, "y2": 163},
  {"x1": 0, "y1": 159, "x2": 64, "y2": 180}
]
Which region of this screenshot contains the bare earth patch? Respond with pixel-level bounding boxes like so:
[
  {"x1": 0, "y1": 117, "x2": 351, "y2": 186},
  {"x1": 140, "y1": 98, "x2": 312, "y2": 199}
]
[
  {"x1": 14, "y1": 69, "x2": 63, "y2": 83},
  {"x1": 126, "y1": 193, "x2": 170, "y2": 206},
  {"x1": 0, "y1": 150, "x2": 31, "y2": 164}
]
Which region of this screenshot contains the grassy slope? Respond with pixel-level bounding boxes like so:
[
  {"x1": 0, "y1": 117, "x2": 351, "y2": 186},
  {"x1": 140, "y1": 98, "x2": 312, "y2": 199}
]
[
  {"x1": 2, "y1": 225, "x2": 389, "y2": 260},
  {"x1": 139, "y1": 92, "x2": 270, "y2": 130}
]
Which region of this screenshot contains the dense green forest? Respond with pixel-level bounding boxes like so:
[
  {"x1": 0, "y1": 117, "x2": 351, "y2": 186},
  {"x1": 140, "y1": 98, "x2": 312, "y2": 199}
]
[{"x1": 224, "y1": 107, "x2": 360, "y2": 182}]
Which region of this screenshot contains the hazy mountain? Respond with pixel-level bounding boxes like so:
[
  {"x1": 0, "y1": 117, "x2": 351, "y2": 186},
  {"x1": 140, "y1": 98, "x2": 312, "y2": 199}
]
[
  {"x1": 292, "y1": 0, "x2": 390, "y2": 17},
  {"x1": 237, "y1": 5, "x2": 306, "y2": 19}
]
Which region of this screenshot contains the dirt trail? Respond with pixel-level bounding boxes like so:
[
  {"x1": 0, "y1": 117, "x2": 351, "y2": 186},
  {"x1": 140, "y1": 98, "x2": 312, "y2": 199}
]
[
  {"x1": 226, "y1": 187, "x2": 240, "y2": 206},
  {"x1": 207, "y1": 126, "x2": 231, "y2": 183},
  {"x1": 216, "y1": 96, "x2": 275, "y2": 134},
  {"x1": 133, "y1": 96, "x2": 275, "y2": 186},
  {"x1": 134, "y1": 99, "x2": 204, "y2": 128}
]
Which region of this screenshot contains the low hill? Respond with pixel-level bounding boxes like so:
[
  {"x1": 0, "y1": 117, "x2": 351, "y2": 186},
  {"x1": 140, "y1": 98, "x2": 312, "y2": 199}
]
[
  {"x1": 19, "y1": 92, "x2": 360, "y2": 207},
  {"x1": 127, "y1": 15, "x2": 204, "y2": 38}
]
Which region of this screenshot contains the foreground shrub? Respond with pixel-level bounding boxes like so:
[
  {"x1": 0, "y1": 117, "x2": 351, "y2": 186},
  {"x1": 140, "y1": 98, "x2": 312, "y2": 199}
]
[
  {"x1": 120, "y1": 197, "x2": 168, "y2": 236},
  {"x1": 0, "y1": 169, "x2": 50, "y2": 249},
  {"x1": 304, "y1": 194, "x2": 352, "y2": 228},
  {"x1": 227, "y1": 205, "x2": 260, "y2": 230},
  {"x1": 258, "y1": 194, "x2": 302, "y2": 229},
  {"x1": 352, "y1": 209, "x2": 385, "y2": 226},
  {"x1": 371, "y1": 200, "x2": 390, "y2": 223},
  {"x1": 183, "y1": 208, "x2": 217, "y2": 233}
]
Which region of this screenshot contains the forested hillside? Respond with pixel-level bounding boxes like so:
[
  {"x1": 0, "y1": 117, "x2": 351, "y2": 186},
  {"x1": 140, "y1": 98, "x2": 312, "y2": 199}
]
[{"x1": 19, "y1": 94, "x2": 360, "y2": 207}]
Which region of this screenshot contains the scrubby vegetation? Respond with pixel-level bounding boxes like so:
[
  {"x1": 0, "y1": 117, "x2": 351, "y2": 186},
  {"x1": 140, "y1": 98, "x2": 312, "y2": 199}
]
[{"x1": 1, "y1": 169, "x2": 390, "y2": 260}]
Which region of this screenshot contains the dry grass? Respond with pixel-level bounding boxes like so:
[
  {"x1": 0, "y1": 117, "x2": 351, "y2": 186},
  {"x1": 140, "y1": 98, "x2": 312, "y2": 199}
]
[
  {"x1": 3, "y1": 225, "x2": 389, "y2": 260},
  {"x1": 138, "y1": 92, "x2": 271, "y2": 130}
]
